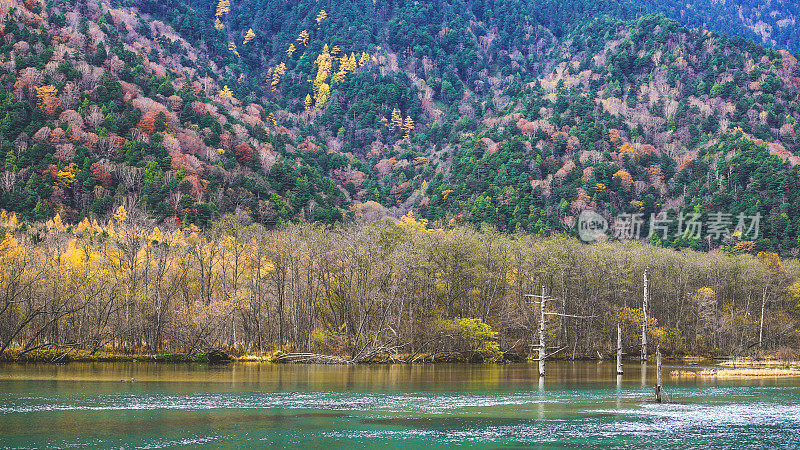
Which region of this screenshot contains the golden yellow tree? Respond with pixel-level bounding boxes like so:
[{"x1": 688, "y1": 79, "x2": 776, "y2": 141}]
[
  {"x1": 286, "y1": 43, "x2": 296, "y2": 57},
  {"x1": 297, "y1": 30, "x2": 309, "y2": 46},
  {"x1": 304, "y1": 94, "x2": 313, "y2": 111},
  {"x1": 270, "y1": 63, "x2": 286, "y2": 91},
  {"x1": 228, "y1": 42, "x2": 240, "y2": 57},
  {"x1": 402, "y1": 116, "x2": 414, "y2": 139},
  {"x1": 114, "y1": 205, "x2": 127, "y2": 225},
  {"x1": 390, "y1": 108, "x2": 402, "y2": 131},
  {"x1": 214, "y1": 17, "x2": 223, "y2": 30},
  {"x1": 219, "y1": 85, "x2": 234, "y2": 99},
  {"x1": 215, "y1": 0, "x2": 230, "y2": 17},
  {"x1": 315, "y1": 83, "x2": 330, "y2": 109},
  {"x1": 613, "y1": 170, "x2": 633, "y2": 191},
  {"x1": 358, "y1": 51, "x2": 369, "y2": 66},
  {"x1": 35, "y1": 85, "x2": 58, "y2": 107},
  {"x1": 243, "y1": 28, "x2": 255, "y2": 44},
  {"x1": 315, "y1": 10, "x2": 328, "y2": 26}
]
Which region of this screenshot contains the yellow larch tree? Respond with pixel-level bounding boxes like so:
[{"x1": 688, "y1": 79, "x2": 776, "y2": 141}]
[
  {"x1": 358, "y1": 51, "x2": 369, "y2": 66},
  {"x1": 46, "y1": 213, "x2": 64, "y2": 232},
  {"x1": 214, "y1": 17, "x2": 224, "y2": 30},
  {"x1": 286, "y1": 43, "x2": 296, "y2": 57},
  {"x1": 313, "y1": 48, "x2": 333, "y2": 95},
  {"x1": 228, "y1": 42, "x2": 240, "y2": 57},
  {"x1": 243, "y1": 28, "x2": 255, "y2": 44},
  {"x1": 56, "y1": 163, "x2": 78, "y2": 187},
  {"x1": 270, "y1": 63, "x2": 286, "y2": 91},
  {"x1": 219, "y1": 85, "x2": 234, "y2": 99},
  {"x1": 114, "y1": 205, "x2": 127, "y2": 225},
  {"x1": 332, "y1": 69, "x2": 346, "y2": 85},
  {"x1": 314, "y1": 83, "x2": 330, "y2": 109},
  {"x1": 390, "y1": 108, "x2": 402, "y2": 131},
  {"x1": 215, "y1": 0, "x2": 230, "y2": 17},
  {"x1": 35, "y1": 85, "x2": 58, "y2": 107},
  {"x1": 297, "y1": 30, "x2": 309, "y2": 46},
  {"x1": 304, "y1": 94, "x2": 313, "y2": 111},
  {"x1": 402, "y1": 116, "x2": 414, "y2": 139},
  {"x1": 315, "y1": 10, "x2": 328, "y2": 26}
]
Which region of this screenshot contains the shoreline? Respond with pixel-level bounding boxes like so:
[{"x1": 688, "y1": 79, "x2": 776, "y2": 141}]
[
  {"x1": 671, "y1": 367, "x2": 800, "y2": 378},
  {"x1": 3, "y1": 349, "x2": 793, "y2": 368}
]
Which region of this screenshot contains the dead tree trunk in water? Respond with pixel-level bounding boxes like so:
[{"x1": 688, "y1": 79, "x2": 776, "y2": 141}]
[
  {"x1": 616, "y1": 322, "x2": 623, "y2": 375},
  {"x1": 538, "y1": 285, "x2": 546, "y2": 377},
  {"x1": 526, "y1": 286, "x2": 593, "y2": 379},
  {"x1": 642, "y1": 269, "x2": 648, "y2": 362},
  {"x1": 654, "y1": 345, "x2": 663, "y2": 403},
  {"x1": 759, "y1": 284, "x2": 768, "y2": 349}
]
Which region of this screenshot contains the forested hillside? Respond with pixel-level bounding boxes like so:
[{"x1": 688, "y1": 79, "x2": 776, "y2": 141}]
[
  {"x1": 2, "y1": 0, "x2": 800, "y2": 255},
  {"x1": 639, "y1": 0, "x2": 800, "y2": 55}
]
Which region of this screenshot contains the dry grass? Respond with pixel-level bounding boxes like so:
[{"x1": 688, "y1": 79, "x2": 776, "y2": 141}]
[
  {"x1": 719, "y1": 358, "x2": 800, "y2": 368},
  {"x1": 671, "y1": 367, "x2": 800, "y2": 378}
]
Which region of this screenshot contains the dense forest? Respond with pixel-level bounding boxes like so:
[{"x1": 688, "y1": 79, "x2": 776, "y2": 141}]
[
  {"x1": 1, "y1": 0, "x2": 800, "y2": 360},
  {"x1": 1, "y1": 210, "x2": 798, "y2": 361}
]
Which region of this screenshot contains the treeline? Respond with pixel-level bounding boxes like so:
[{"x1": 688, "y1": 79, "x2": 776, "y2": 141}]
[{"x1": 0, "y1": 209, "x2": 798, "y2": 362}]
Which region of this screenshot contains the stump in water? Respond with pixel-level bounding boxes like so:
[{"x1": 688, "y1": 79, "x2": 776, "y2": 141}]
[{"x1": 654, "y1": 346, "x2": 663, "y2": 403}]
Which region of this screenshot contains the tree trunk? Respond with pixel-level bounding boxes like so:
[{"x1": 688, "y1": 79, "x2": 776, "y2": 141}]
[
  {"x1": 642, "y1": 268, "x2": 648, "y2": 362},
  {"x1": 654, "y1": 346, "x2": 663, "y2": 403},
  {"x1": 759, "y1": 284, "x2": 768, "y2": 349},
  {"x1": 538, "y1": 285, "x2": 546, "y2": 378},
  {"x1": 617, "y1": 322, "x2": 623, "y2": 375}
]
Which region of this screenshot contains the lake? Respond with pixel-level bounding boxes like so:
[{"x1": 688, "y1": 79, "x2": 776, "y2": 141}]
[{"x1": 1, "y1": 361, "x2": 798, "y2": 448}]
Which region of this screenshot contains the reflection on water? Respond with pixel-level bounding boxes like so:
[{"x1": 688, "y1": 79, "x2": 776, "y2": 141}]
[{"x1": 1, "y1": 361, "x2": 799, "y2": 448}]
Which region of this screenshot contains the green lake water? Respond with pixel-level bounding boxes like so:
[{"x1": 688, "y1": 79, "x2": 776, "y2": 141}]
[{"x1": 1, "y1": 361, "x2": 798, "y2": 448}]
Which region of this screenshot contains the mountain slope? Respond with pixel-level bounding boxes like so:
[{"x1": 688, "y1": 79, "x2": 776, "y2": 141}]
[
  {"x1": 0, "y1": 0, "x2": 361, "y2": 225},
  {"x1": 3, "y1": 0, "x2": 800, "y2": 255}
]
